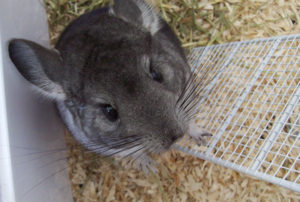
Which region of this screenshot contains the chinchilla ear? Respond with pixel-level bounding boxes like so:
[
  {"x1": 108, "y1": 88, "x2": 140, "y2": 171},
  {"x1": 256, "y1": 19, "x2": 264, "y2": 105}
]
[
  {"x1": 8, "y1": 39, "x2": 66, "y2": 100},
  {"x1": 110, "y1": 0, "x2": 161, "y2": 35}
]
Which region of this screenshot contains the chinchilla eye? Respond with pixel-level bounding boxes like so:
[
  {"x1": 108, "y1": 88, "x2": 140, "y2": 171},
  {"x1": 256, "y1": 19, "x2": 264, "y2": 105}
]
[
  {"x1": 150, "y1": 65, "x2": 163, "y2": 83},
  {"x1": 100, "y1": 104, "x2": 118, "y2": 122}
]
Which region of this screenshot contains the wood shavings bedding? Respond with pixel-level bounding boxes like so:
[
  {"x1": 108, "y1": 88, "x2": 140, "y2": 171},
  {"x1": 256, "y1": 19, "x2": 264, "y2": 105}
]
[{"x1": 44, "y1": 0, "x2": 300, "y2": 201}]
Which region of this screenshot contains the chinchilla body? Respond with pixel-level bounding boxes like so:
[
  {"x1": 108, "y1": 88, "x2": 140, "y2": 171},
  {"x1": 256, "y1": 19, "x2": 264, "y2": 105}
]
[{"x1": 8, "y1": 0, "x2": 198, "y2": 169}]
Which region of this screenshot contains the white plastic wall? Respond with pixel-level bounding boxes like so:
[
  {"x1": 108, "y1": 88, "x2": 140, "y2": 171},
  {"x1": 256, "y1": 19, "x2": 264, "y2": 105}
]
[{"x1": 0, "y1": 0, "x2": 73, "y2": 201}]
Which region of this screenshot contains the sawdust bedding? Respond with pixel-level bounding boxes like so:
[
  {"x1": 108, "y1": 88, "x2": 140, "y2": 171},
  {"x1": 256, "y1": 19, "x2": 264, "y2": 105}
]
[{"x1": 44, "y1": 0, "x2": 300, "y2": 201}]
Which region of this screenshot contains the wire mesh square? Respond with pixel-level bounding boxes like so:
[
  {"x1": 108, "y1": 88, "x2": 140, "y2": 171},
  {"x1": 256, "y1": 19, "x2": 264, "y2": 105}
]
[{"x1": 175, "y1": 34, "x2": 300, "y2": 192}]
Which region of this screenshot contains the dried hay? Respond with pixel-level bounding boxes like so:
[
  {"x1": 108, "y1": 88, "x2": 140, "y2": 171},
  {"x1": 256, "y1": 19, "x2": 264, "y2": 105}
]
[{"x1": 43, "y1": 0, "x2": 300, "y2": 201}]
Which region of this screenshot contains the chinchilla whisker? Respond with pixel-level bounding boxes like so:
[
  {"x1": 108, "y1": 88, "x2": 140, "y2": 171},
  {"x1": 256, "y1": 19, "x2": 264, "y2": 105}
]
[
  {"x1": 177, "y1": 66, "x2": 212, "y2": 109},
  {"x1": 21, "y1": 157, "x2": 84, "y2": 198},
  {"x1": 0, "y1": 147, "x2": 69, "y2": 162},
  {"x1": 184, "y1": 97, "x2": 211, "y2": 120},
  {"x1": 180, "y1": 95, "x2": 206, "y2": 121},
  {"x1": 107, "y1": 143, "x2": 146, "y2": 168},
  {"x1": 107, "y1": 138, "x2": 142, "y2": 150},
  {"x1": 96, "y1": 140, "x2": 144, "y2": 158},
  {"x1": 21, "y1": 139, "x2": 145, "y2": 198},
  {"x1": 176, "y1": 73, "x2": 195, "y2": 105},
  {"x1": 122, "y1": 144, "x2": 147, "y2": 159},
  {"x1": 130, "y1": 144, "x2": 160, "y2": 173},
  {"x1": 32, "y1": 137, "x2": 142, "y2": 171},
  {"x1": 179, "y1": 69, "x2": 221, "y2": 119},
  {"x1": 89, "y1": 136, "x2": 141, "y2": 156},
  {"x1": 84, "y1": 135, "x2": 142, "y2": 149},
  {"x1": 5, "y1": 147, "x2": 81, "y2": 168},
  {"x1": 178, "y1": 78, "x2": 210, "y2": 112},
  {"x1": 20, "y1": 145, "x2": 103, "y2": 170},
  {"x1": 177, "y1": 84, "x2": 199, "y2": 112},
  {"x1": 150, "y1": 144, "x2": 160, "y2": 154},
  {"x1": 186, "y1": 114, "x2": 198, "y2": 122},
  {"x1": 36, "y1": 156, "x2": 72, "y2": 171},
  {"x1": 183, "y1": 110, "x2": 198, "y2": 123},
  {"x1": 180, "y1": 64, "x2": 215, "y2": 101},
  {"x1": 176, "y1": 75, "x2": 197, "y2": 108},
  {"x1": 181, "y1": 78, "x2": 215, "y2": 114},
  {"x1": 131, "y1": 152, "x2": 145, "y2": 166},
  {"x1": 176, "y1": 62, "x2": 205, "y2": 106},
  {"x1": 24, "y1": 140, "x2": 139, "y2": 174},
  {"x1": 131, "y1": 144, "x2": 153, "y2": 163},
  {"x1": 121, "y1": 145, "x2": 147, "y2": 169},
  {"x1": 176, "y1": 49, "x2": 213, "y2": 106},
  {"x1": 181, "y1": 93, "x2": 201, "y2": 113},
  {"x1": 13, "y1": 151, "x2": 68, "y2": 167},
  {"x1": 181, "y1": 95, "x2": 204, "y2": 119},
  {"x1": 0, "y1": 145, "x2": 68, "y2": 152},
  {"x1": 124, "y1": 145, "x2": 152, "y2": 169},
  {"x1": 36, "y1": 147, "x2": 102, "y2": 171},
  {"x1": 178, "y1": 97, "x2": 200, "y2": 121},
  {"x1": 97, "y1": 142, "x2": 142, "y2": 157},
  {"x1": 90, "y1": 136, "x2": 142, "y2": 151},
  {"x1": 21, "y1": 150, "x2": 107, "y2": 199},
  {"x1": 96, "y1": 134, "x2": 141, "y2": 142},
  {"x1": 184, "y1": 107, "x2": 199, "y2": 120}
]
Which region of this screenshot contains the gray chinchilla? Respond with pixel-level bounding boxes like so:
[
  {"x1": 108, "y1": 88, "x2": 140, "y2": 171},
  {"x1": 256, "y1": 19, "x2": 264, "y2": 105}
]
[{"x1": 8, "y1": 0, "x2": 211, "y2": 172}]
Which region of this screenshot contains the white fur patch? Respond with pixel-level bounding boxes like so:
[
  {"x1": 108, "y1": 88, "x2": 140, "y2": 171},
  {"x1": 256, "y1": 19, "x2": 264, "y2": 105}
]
[
  {"x1": 31, "y1": 80, "x2": 66, "y2": 101},
  {"x1": 56, "y1": 101, "x2": 91, "y2": 146},
  {"x1": 108, "y1": 6, "x2": 115, "y2": 16},
  {"x1": 112, "y1": 0, "x2": 161, "y2": 35},
  {"x1": 135, "y1": 0, "x2": 161, "y2": 34}
]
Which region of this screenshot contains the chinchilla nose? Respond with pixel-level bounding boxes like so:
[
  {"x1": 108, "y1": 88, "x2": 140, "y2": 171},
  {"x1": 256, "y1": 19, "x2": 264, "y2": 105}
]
[
  {"x1": 162, "y1": 125, "x2": 185, "y2": 149},
  {"x1": 170, "y1": 132, "x2": 183, "y2": 143}
]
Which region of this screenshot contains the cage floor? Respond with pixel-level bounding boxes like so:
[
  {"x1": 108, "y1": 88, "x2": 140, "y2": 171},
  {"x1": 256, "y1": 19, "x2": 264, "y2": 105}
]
[{"x1": 176, "y1": 34, "x2": 300, "y2": 193}]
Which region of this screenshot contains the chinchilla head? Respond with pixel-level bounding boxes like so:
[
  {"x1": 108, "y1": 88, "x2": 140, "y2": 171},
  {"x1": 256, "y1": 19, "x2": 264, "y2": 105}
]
[{"x1": 8, "y1": 0, "x2": 191, "y2": 158}]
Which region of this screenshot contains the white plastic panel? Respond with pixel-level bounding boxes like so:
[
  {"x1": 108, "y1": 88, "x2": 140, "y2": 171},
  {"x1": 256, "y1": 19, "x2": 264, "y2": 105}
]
[
  {"x1": 0, "y1": 0, "x2": 73, "y2": 201},
  {"x1": 176, "y1": 34, "x2": 300, "y2": 193}
]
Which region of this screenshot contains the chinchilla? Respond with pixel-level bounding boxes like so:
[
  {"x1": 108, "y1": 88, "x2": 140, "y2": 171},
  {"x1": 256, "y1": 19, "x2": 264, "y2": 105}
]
[{"x1": 8, "y1": 0, "x2": 211, "y2": 172}]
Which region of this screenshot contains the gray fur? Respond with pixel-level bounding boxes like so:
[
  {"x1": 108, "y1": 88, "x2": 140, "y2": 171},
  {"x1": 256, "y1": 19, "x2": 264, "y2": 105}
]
[{"x1": 8, "y1": 0, "x2": 192, "y2": 170}]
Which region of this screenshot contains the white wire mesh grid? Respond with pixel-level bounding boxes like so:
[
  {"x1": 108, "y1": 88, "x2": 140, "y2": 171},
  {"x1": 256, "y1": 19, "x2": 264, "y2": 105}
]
[{"x1": 175, "y1": 34, "x2": 300, "y2": 193}]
